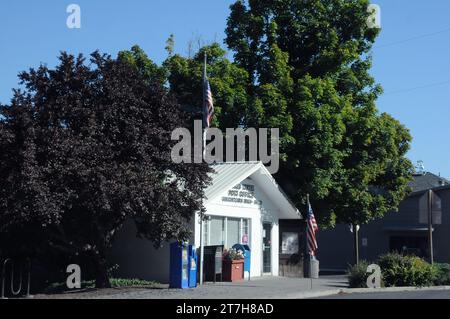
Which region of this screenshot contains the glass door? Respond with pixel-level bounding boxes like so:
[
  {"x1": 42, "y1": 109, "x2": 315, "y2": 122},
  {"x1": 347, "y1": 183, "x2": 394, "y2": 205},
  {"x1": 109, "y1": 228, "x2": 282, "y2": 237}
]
[{"x1": 263, "y1": 223, "x2": 272, "y2": 273}]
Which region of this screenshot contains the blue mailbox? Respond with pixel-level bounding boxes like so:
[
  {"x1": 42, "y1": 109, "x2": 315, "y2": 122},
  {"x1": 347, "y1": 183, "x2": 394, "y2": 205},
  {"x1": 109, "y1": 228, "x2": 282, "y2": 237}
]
[
  {"x1": 169, "y1": 242, "x2": 189, "y2": 289},
  {"x1": 232, "y1": 244, "x2": 251, "y2": 279},
  {"x1": 188, "y1": 245, "x2": 198, "y2": 288}
]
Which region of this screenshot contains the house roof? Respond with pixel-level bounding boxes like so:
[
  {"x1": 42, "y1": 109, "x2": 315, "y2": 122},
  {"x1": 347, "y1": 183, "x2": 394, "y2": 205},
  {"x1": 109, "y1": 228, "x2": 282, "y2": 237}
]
[
  {"x1": 205, "y1": 162, "x2": 301, "y2": 220},
  {"x1": 409, "y1": 172, "x2": 450, "y2": 193}
]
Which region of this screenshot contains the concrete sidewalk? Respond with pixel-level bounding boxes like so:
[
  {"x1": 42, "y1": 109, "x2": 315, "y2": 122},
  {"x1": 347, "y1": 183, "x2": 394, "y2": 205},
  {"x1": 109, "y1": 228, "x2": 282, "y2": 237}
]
[{"x1": 92, "y1": 276, "x2": 349, "y2": 299}]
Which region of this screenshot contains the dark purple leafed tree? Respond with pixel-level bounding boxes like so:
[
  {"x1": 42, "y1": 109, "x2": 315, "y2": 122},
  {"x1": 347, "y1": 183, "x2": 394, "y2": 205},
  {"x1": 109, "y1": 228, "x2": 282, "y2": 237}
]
[{"x1": 0, "y1": 52, "x2": 210, "y2": 288}]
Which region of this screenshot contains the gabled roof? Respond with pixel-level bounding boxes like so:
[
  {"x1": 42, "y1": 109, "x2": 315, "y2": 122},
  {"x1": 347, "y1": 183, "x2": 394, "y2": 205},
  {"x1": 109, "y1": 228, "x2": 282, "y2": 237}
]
[
  {"x1": 409, "y1": 172, "x2": 450, "y2": 193},
  {"x1": 205, "y1": 162, "x2": 301, "y2": 220}
]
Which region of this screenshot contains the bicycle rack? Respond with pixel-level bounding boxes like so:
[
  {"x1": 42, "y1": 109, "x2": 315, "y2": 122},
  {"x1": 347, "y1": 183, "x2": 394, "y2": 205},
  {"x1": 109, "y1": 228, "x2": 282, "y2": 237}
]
[{"x1": 1, "y1": 258, "x2": 32, "y2": 299}]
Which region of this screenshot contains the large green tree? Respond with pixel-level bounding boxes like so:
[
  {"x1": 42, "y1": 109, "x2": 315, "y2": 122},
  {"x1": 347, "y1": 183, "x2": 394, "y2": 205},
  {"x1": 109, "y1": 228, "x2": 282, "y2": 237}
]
[
  {"x1": 225, "y1": 0, "x2": 413, "y2": 231},
  {"x1": 0, "y1": 52, "x2": 210, "y2": 287}
]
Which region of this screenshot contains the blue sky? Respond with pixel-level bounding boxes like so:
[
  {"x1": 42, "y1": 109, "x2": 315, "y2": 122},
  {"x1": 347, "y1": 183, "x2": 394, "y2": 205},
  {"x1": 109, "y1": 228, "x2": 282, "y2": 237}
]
[{"x1": 1, "y1": 1, "x2": 450, "y2": 177}]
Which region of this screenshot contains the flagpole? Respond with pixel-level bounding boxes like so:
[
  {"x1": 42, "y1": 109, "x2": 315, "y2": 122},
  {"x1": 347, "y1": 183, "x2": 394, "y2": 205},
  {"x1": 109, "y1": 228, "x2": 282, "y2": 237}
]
[
  {"x1": 202, "y1": 52, "x2": 207, "y2": 157},
  {"x1": 199, "y1": 52, "x2": 207, "y2": 286},
  {"x1": 307, "y1": 194, "x2": 313, "y2": 289}
]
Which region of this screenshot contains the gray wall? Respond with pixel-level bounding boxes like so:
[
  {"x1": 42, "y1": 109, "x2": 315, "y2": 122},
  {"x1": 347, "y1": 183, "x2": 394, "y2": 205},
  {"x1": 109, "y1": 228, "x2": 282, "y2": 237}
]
[
  {"x1": 432, "y1": 188, "x2": 450, "y2": 263},
  {"x1": 317, "y1": 187, "x2": 450, "y2": 271},
  {"x1": 109, "y1": 219, "x2": 195, "y2": 284}
]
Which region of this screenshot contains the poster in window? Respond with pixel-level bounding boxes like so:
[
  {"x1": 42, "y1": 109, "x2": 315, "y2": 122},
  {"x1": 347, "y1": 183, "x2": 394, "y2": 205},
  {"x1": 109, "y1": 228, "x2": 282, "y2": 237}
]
[{"x1": 281, "y1": 232, "x2": 299, "y2": 254}]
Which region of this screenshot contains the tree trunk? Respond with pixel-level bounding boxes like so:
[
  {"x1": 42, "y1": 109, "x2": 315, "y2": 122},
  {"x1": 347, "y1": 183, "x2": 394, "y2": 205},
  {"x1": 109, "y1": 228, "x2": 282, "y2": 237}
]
[
  {"x1": 353, "y1": 224, "x2": 359, "y2": 266},
  {"x1": 95, "y1": 255, "x2": 111, "y2": 288}
]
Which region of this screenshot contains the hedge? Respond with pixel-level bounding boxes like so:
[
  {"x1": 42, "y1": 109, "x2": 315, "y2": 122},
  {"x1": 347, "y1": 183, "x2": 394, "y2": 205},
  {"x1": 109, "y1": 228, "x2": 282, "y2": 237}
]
[{"x1": 348, "y1": 253, "x2": 438, "y2": 288}]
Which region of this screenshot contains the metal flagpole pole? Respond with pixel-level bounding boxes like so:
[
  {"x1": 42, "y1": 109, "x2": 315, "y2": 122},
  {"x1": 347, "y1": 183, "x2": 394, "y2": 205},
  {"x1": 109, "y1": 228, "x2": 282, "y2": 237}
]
[
  {"x1": 199, "y1": 206, "x2": 204, "y2": 285},
  {"x1": 199, "y1": 52, "x2": 207, "y2": 286},
  {"x1": 202, "y1": 52, "x2": 208, "y2": 156},
  {"x1": 307, "y1": 194, "x2": 313, "y2": 290}
]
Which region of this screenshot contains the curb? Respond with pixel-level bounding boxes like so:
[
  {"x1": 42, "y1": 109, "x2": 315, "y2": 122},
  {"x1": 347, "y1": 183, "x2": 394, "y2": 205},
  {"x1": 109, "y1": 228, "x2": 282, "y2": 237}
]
[
  {"x1": 287, "y1": 285, "x2": 450, "y2": 299},
  {"x1": 281, "y1": 289, "x2": 343, "y2": 299}
]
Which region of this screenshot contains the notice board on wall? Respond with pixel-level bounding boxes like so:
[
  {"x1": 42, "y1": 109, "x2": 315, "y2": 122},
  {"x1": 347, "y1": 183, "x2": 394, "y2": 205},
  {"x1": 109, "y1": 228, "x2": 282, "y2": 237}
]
[{"x1": 281, "y1": 232, "x2": 299, "y2": 254}]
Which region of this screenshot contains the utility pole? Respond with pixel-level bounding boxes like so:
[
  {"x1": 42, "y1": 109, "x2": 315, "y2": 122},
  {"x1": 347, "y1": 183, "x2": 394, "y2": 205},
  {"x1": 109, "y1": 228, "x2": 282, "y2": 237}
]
[{"x1": 428, "y1": 189, "x2": 434, "y2": 264}]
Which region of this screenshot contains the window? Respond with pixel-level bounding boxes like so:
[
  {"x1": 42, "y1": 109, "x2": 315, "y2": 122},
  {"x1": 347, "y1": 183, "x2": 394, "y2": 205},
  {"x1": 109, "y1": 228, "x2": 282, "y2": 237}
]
[
  {"x1": 226, "y1": 218, "x2": 240, "y2": 248},
  {"x1": 389, "y1": 236, "x2": 428, "y2": 258},
  {"x1": 203, "y1": 216, "x2": 250, "y2": 249},
  {"x1": 242, "y1": 219, "x2": 250, "y2": 245},
  {"x1": 209, "y1": 216, "x2": 224, "y2": 246}
]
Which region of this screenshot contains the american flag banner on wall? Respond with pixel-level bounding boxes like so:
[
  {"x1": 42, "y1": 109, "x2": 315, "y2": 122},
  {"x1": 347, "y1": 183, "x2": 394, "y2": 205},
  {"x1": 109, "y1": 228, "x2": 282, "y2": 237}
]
[{"x1": 307, "y1": 201, "x2": 319, "y2": 257}]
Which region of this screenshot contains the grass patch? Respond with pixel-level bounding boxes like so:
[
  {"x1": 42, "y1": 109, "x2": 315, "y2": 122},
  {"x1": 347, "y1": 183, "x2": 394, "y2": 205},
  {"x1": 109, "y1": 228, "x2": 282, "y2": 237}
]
[{"x1": 44, "y1": 278, "x2": 159, "y2": 294}]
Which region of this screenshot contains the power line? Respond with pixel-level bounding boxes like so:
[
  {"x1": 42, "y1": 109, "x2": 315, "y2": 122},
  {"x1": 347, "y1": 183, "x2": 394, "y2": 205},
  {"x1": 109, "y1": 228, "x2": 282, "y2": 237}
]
[
  {"x1": 374, "y1": 27, "x2": 450, "y2": 96},
  {"x1": 384, "y1": 79, "x2": 450, "y2": 96},
  {"x1": 375, "y1": 27, "x2": 450, "y2": 49}
]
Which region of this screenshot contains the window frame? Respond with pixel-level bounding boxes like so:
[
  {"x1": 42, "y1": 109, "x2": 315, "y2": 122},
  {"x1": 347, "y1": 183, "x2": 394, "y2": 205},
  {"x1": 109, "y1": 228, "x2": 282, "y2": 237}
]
[{"x1": 203, "y1": 215, "x2": 251, "y2": 249}]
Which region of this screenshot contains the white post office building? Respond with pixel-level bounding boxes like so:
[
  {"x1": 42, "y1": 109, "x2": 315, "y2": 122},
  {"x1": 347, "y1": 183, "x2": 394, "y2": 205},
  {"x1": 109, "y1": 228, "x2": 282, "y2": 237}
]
[{"x1": 111, "y1": 162, "x2": 302, "y2": 283}]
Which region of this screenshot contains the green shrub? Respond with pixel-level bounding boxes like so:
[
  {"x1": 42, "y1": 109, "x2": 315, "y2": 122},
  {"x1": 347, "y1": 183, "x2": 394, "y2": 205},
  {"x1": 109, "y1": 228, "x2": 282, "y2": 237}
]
[
  {"x1": 347, "y1": 261, "x2": 370, "y2": 288},
  {"x1": 433, "y1": 263, "x2": 450, "y2": 286},
  {"x1": 347, "y1": 253, "x2": 437, "y2": 288},
  {"x1": 377, "y1": 253, "x2": 436, "y2": 287}
]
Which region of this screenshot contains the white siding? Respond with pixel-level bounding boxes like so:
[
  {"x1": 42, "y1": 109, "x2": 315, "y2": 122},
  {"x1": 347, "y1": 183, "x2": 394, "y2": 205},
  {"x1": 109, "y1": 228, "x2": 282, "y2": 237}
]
[{"x1": 196, "y1": 178, "x2": 281, "y2": 277}]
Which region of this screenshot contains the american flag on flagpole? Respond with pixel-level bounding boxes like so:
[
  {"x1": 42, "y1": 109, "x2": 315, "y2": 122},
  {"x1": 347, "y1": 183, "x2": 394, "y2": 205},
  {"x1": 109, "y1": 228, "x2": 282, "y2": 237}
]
[
  {"x1": 202, "y1": 52, "x2": 214, "y2": 128},
  {"x1": 199, "y1": 53, "x2": 214, "y2": 286},
  {"x1": 203, "y1": 79, "x2": 214, "y2": 128},
  {"x1": 307, "y1": 199, "x2": 319, "y2": 257}
]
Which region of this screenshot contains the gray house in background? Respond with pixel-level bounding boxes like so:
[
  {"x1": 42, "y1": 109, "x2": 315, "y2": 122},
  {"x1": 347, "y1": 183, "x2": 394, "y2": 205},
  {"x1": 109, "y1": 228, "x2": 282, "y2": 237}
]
[{"x1": 317, "y1": 172, "x2": 450, "y2": 272}]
